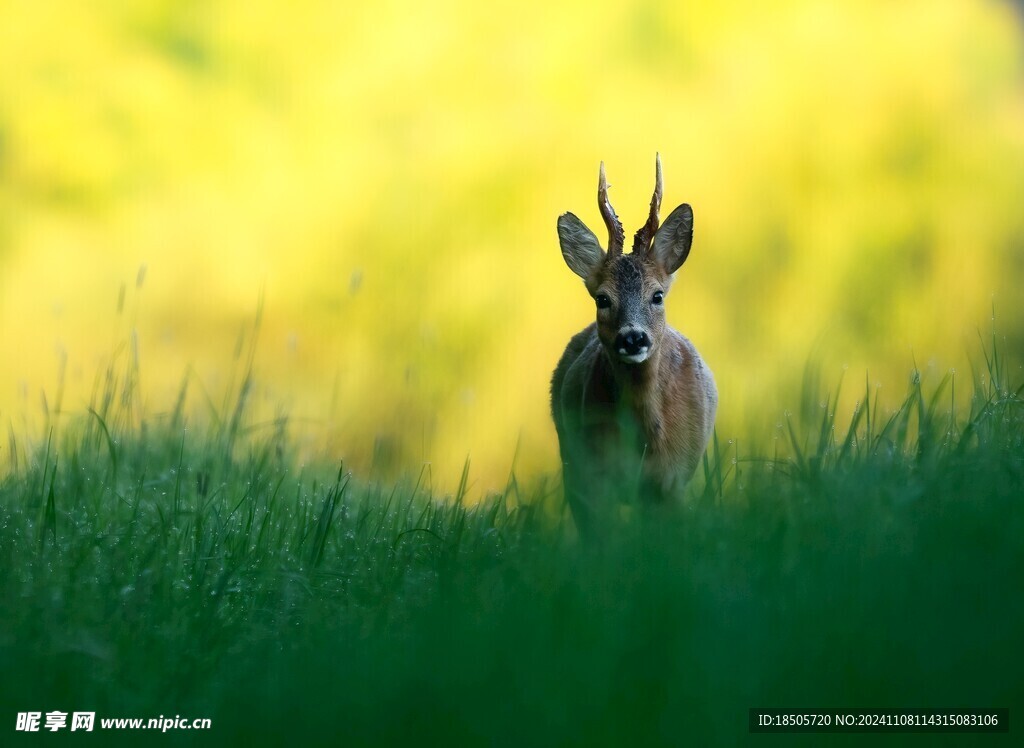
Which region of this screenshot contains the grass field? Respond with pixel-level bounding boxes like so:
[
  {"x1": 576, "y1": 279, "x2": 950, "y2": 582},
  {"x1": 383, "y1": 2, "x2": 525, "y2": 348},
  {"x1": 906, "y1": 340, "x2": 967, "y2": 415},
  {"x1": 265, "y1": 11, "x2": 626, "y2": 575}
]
[{"x1": 1, "y1": 334, "x2": 1021, "y2": 746}]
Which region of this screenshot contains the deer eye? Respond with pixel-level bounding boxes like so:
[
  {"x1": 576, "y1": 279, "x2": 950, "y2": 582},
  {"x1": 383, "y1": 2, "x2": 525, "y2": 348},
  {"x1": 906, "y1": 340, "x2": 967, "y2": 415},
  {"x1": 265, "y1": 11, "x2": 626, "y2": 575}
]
[
  {"x1": 595, "y1": 293, "x2": 611, "y2": 309},
  {"x1": 652, "y1": 291, "x2": 664, "y2": 305}
]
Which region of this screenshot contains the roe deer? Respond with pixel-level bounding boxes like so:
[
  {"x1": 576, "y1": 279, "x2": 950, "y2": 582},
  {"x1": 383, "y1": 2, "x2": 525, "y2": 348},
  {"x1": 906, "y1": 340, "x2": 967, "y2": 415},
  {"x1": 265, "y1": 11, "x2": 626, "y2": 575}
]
[{"x1": 550, "y1": 156, "x2": 717, "y2": 537}]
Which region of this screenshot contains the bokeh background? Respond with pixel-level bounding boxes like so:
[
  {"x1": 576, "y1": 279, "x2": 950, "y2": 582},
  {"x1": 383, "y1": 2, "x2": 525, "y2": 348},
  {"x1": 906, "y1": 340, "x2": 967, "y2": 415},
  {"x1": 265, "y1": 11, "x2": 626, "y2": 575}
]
[{"x1": 2, "y1": 0, "x2": 1023, "y2": 491}]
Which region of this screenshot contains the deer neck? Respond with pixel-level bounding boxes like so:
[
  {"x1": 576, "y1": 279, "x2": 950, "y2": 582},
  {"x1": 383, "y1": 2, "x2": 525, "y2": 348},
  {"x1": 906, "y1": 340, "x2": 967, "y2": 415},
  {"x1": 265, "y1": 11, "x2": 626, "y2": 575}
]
[
  {"x1": 602, "y1": 343, "x2": 664, "y2": 404},
  {"x1": 597, "y1": 343, "x2": 667, "y2": 454}
]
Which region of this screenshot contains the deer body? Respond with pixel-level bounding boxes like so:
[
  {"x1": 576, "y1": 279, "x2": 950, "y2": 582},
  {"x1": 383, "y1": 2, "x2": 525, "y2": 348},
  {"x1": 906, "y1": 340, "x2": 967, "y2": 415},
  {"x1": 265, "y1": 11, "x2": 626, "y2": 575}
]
[{"x1": 550, "y1": 157, "x2": 717, "y2": 535}]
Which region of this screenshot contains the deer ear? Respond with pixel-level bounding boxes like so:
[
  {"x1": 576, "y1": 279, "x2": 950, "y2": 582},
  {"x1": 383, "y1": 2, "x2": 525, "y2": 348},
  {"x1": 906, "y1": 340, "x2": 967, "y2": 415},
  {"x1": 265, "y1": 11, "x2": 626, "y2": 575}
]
[
  {"x1": 557, "y1": 213, "x2": 604, "y2": 279},
  {"x1": 651, "y1": 203, "x2": 693, "y2": 274}
]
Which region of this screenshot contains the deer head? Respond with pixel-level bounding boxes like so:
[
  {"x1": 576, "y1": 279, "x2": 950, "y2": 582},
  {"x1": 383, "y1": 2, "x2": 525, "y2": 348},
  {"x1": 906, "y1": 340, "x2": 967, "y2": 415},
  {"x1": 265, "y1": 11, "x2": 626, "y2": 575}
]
[{"x1": 557, "y1": 155, "x2": 694, "y2": 365}]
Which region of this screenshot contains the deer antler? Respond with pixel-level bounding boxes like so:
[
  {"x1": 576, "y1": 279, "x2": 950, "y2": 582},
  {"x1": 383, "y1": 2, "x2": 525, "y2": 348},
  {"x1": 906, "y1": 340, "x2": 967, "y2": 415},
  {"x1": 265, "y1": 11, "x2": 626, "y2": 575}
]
[
  {"x1": 632, "y1": 153, "x2": 663, "y2": 255},
  {"x1": 598, "y1": 162, "x2": 625, "y2": 257}
]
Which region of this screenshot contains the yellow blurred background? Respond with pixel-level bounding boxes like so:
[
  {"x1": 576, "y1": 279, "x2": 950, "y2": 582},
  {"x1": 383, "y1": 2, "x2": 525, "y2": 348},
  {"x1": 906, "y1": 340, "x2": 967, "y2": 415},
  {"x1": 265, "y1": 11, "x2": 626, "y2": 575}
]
[{"x1": 1, "y1": 0, "x2": 1023, "y2": 491}]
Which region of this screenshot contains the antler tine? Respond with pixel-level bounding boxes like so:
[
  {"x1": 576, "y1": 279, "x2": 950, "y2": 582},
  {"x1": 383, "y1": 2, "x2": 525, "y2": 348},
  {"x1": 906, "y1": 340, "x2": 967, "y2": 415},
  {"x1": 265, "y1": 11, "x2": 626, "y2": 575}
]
[
  {"x1": 632, "y1": 153, "x2": 664, "y2": 255},
  {"x1": 598, "y1": 162, "x2": 625, "y2": 257}
]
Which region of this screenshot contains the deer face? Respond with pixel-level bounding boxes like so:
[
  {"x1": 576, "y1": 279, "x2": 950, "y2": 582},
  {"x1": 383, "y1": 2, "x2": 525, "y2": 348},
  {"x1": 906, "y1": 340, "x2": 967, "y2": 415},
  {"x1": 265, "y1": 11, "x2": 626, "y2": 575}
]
[
  {"x1": 557, "y1": 157, "x2": 694, "y2": 366},
  {"x1": 588, "y1": 254, "x2": 668, "y2": 364}
]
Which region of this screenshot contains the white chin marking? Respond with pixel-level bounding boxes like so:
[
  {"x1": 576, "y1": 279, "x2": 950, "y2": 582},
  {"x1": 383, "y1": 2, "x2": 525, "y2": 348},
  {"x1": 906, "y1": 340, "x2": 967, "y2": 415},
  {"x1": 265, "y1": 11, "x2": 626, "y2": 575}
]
[{"x1": 619, "y1": 351, "x2": 650, "y2": 364}]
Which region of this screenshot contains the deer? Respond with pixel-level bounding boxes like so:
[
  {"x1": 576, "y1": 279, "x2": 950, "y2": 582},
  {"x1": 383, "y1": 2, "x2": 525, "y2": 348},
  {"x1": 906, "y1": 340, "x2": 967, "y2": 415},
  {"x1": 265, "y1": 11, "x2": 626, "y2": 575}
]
[{"x1": 550, "y1": 156, "x2": 718, "y2": 537}]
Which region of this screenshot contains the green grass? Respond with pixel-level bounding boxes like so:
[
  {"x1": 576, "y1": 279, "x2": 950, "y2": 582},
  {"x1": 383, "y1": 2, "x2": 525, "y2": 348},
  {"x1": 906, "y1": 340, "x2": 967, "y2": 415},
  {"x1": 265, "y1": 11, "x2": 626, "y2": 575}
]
[{"x1": 1, "y1": 334, "x2": 1022, "y2": 747}]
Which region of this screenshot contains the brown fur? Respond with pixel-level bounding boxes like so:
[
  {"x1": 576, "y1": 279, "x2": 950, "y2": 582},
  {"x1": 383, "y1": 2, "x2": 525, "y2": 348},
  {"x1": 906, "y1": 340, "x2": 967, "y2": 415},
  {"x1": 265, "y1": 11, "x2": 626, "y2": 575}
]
[{"x1": 551, "y1": 160, "x2": 717, "y2": 536}]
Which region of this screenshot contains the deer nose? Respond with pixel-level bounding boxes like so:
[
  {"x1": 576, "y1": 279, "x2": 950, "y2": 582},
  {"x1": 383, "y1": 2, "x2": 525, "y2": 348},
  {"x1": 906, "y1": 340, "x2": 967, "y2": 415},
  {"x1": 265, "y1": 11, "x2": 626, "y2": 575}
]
[{"x1": 615, "y1": 329, "x2": 651, "y2": 356}]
